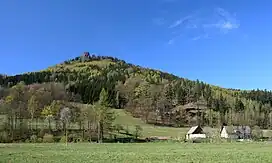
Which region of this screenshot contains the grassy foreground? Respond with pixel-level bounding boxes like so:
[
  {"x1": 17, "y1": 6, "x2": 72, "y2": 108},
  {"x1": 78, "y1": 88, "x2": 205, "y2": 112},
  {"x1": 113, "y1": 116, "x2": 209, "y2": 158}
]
[{"x1": 0, "y1": 142, "x2": 272, "y2": 163}]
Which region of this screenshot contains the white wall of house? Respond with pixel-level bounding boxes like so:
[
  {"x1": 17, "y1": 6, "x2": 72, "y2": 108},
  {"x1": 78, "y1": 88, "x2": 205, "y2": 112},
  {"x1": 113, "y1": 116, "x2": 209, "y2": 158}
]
[
  {"x1": 186, "y1": 134, "x2": 206, "y2": 140},
  {"x1": 221, "y1": 127, "x2": 239, "y2": 139},
  {"x1": 220, "y1": 127, "x2": 229, "y2": 138}
]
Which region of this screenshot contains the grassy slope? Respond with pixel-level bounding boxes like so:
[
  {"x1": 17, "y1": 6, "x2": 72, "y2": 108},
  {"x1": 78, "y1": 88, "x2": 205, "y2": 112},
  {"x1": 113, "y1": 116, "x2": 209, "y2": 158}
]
[
  {"x1": 1, "y1": 143, "x2": 271, "y2": 163},
  {"x1": 114, "y1": 109, "x2": 189, "y2": 138}
]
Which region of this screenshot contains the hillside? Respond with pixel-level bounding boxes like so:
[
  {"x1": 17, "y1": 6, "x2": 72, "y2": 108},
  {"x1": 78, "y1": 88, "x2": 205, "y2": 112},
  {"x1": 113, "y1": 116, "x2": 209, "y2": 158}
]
[
  {"x1": 1, "y1": 52, "x2": 272, "y2": 129},
  {"x1": 114, "y1": 109, "x2": 189, "y2": 137}
]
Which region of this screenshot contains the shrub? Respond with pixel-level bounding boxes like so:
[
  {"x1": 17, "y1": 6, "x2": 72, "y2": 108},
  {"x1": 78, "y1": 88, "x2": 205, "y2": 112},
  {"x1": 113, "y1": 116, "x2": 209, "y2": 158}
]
[
  {"x1": 37, "y1": 138, "x2": 43, "y2": 143},
  {"x1": 30, "y1": 135, "x2": 38, "y2": 143},
  {"x1": 114, "y1": 124, "x2": 124, "y2": 133},
  {"x1": 0, "y1": 131, "x2": 11, "y2": 143},
  {"x1": 25, "y1": 139, "x2": 30, "y2": 143},
  {"x1": 76, "y1": 137, "x2": 83, "y2": 143},
  {"x1": 38, "y1": 129, "x2": 46, "y2": 138},
  {"x1": 252, "y1": 126, "x2": 263, "y2": 140},
  {"x1": 134, "y1": 125, "x2": 143, "y2": 139},
  {"x1": 60, "y1": 136, "x2": 67, "y2": 143},
  {"x1": 53, "y1": 136, "x2": 61, "y2": 143},
  {"x1": 69, "y1": 133, "x2": 80, "y2": 143},
  {"x1": 43, "y1": 133, "x2": 54, "y2": 143}
]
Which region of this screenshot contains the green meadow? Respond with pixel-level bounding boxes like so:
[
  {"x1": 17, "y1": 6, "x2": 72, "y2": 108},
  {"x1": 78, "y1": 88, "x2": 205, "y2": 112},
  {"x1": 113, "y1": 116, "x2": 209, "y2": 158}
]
[{"x1": 0, "y1": 142, "x2": 271, "y2": 163}]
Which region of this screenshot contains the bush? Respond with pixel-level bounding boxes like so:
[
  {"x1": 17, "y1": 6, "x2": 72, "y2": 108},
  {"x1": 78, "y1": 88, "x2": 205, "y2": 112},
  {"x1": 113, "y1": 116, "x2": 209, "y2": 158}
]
[
  {"x1": 114, "y1": 124, "x2": 124, "y2": 133},
  {"x1": 76, "y1": 137, "x2": 83, "y2": 143},
  {"x1": 53, "y1": 136, "x2": 61, "y2": 143},
  {"x1": 25, "y1": 139, "x2": 30, "y2": 143},
  {"x1": 30, "y1": 135, "x2": 38, "y2": 143},
  {"x1": 68, "y1": 133, "x2": 81, "y2": 143},
  {"x1": 38, "y1": 129, "x2": 46, "y2": 138},
  {"x1": 0, "y1": 131, "x2": 11, "y2": 143},
  {"x1": 43, "y1": 133, "x2": 54, "y2": 143},
  {"x1": 37, "y1": 138, "x2": 43, "y2": 143},
  {"x1": 60, "y1": 136, "x2": 66, "y2": 143},
  {"x1": 38, "y1": 129, "x2": 50, "y2": 138},
  {"x1": 252, "y1": 126, "x2": 263, "y2": 140},
  {"x1": 134, "y1": 125, "x2": 143, "y2": 139}
]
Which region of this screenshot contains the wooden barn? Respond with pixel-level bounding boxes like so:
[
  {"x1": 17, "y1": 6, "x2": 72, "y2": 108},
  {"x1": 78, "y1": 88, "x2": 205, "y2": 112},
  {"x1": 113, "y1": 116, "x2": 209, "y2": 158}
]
[
  {"x1": 220, "y1": 125, "x2": 251, "y2": 140},
  {"x1": 186, "y1": 126, "x2": 207, "y2": 140}
]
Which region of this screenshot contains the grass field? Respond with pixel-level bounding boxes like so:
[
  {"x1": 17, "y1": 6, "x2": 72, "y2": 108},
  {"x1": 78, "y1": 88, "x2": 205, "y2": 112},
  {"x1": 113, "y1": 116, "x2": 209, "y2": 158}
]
[
  {"x1": 0, "y1": 142, "x2": 272, "y2": 163},
  {"x1": 114, "y1": 109, "x2": 189, "y2": 138}
]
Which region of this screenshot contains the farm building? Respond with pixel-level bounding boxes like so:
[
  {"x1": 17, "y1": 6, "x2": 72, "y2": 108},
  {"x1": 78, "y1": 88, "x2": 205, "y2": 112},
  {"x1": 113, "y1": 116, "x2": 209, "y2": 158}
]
[
  {"x1": 186, "y1": 126, "x2": 207, "y2": 140},
  {"x1": 220, "y1": 125, "x2": 251, "y2": 139},
  {"x1": 262, "y1": 130, "x2": 272, "y2": 139}
]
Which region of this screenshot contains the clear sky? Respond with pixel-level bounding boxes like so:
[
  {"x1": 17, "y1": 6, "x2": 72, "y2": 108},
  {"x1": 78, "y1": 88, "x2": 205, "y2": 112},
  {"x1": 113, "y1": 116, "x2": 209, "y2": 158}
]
[{"x1": 0, "y1": 0, "x2": 271, "y2": 90}]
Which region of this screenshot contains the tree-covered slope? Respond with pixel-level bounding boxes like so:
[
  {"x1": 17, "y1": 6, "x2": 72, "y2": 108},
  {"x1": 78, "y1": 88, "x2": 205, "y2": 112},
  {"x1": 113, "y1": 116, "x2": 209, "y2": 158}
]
[{"x1": 1, "y1": 52, "x2": 272, "y2": 129}]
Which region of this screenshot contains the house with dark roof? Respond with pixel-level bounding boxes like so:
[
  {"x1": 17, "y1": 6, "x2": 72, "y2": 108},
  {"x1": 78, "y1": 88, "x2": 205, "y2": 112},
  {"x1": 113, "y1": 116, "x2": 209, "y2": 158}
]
[
  {"x1": 220, "y1": 125, "x2": 251, "y2": 139},
  {"x1": 186, "y1": 126, "x2": 207, "y2": 140}
]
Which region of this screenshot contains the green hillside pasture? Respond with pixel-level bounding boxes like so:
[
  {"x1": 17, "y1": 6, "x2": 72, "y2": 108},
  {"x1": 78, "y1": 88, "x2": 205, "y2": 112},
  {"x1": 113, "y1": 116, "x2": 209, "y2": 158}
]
[
  {"x1": 0, "y1": 142, "x2": 272, "y2": 163},
  {"x1": 114, "y1": 109, "x2": 189, "y2": 138}
]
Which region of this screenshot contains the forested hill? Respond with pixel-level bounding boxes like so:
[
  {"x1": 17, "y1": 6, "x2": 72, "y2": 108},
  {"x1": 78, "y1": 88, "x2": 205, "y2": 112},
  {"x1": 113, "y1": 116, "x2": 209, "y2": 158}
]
[{"x1": 1, "y1": 52, "x2": 272, "y2": 128}]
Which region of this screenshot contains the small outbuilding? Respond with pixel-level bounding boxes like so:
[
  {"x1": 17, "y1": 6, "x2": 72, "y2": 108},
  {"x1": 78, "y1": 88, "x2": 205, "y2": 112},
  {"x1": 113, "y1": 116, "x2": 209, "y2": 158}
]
[
  {"x1": 186, "y1": 126, "x2": 207, "y2": 140},
  {"x1": 220, "y1": 125, "x2": 251, "y2": 139}
]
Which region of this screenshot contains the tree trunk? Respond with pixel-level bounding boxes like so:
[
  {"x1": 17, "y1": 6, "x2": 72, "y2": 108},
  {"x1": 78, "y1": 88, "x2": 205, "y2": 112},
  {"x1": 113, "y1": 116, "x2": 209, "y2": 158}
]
[
  {"x1": 10, "y1": 115, "x2": 14, "y2": 141},
  {"x1": 209, "y1": 108, "x2": 212, "y2": 127},
  {"x1": 88, "y1": 121, "x2": 90, "y2": 131},
  {"x1": 79, "y1": 121, "x2": 82, "y2": 130},
  {"x1": 100, "y1": 121, "x2": 103, "y2": 143},
  {"x1": 87, "y1": 121, "x2": 91, "y2": 142},
  {"x1": 31, "y1": 115, "x2": 34, "y2": 132},
  {"x1": 82, "y1": 123, "x2": 85, "y2": 142},
  {"x1": 14, "y1": 116, "x2": 17, "y2": 130},
  {"x1": 36, "y1": 118, "x2": 38, "y2": 130},
  {"x1": 48, "y1": 118, "x2": 51, "y2": 130},
  {"x1": 97, "y1": 122, "x2": 100, "y2": 143},
  {"x1": 66, "y1": 128, "x2": 68, "y2": 146},
  {"x1": 19, "y1": 107, "x2": 22, "y2": 135}
]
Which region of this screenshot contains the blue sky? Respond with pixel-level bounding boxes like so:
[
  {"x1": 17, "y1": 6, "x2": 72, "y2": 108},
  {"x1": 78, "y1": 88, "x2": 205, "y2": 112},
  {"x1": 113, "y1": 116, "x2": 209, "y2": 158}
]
[{"x1": 0, "y1": 0, "x2": 271, "y2": 90}]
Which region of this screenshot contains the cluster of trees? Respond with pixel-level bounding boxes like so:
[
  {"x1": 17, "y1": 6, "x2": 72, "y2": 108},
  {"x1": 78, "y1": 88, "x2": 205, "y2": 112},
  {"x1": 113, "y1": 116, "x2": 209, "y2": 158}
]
[
  {"x1": 0, "y1": 82, "x2": 118, "y2": 143},
  {"x1": 1, "y1": 53, "x2": 272, "y2": 134}
]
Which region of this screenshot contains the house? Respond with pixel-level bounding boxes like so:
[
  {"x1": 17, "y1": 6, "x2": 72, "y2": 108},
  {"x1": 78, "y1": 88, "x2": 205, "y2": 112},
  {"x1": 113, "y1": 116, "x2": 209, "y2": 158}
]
[
  {"x1": 262, "y1": 130, "x2": 272, "y2": 139},
  {"x1": 220, "y1": 125, "x2": 251, "y2": 139},
  {"x1": 186, "y1": 126, "x2": 207, "y2": 140}
]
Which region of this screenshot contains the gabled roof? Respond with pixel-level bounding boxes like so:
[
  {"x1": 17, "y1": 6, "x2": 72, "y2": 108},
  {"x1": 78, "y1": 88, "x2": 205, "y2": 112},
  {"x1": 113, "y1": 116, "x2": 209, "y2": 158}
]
[
  {"x1": 187, "y1": 126, "x2": 205, "y2": 134},
  {"x1": 187, "y1": 126, "x2": 199, "y2": 134}
]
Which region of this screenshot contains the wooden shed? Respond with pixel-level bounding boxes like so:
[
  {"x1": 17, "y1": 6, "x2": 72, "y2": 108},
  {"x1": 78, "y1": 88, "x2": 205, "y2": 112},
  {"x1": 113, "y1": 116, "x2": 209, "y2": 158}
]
[{"x1": 186, "y1": 126, "x2": 207, "y2": 140}]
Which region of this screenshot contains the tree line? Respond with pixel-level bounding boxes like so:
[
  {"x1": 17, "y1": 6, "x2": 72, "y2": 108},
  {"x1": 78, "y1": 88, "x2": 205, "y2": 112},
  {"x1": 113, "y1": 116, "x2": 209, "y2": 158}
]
[{"x1": 0, "y1": 82, "x2": 124, "y2": 143}]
